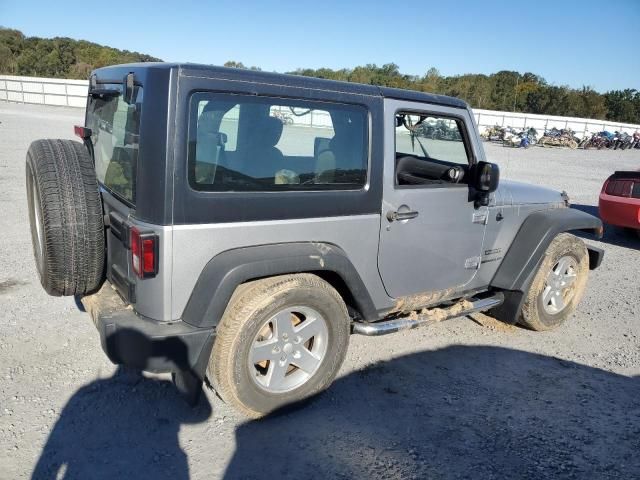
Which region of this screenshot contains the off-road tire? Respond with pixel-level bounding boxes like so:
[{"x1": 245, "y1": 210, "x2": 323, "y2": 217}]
[
  {"x1": 26, "y1": 139, "x2": 105, "y2": 296},
  {"x1": 208, "y1": 274, "x2": 350, "y2": 418},
  {"x1": 519, "y1": 233, "x2": 589, "y2": 331}
]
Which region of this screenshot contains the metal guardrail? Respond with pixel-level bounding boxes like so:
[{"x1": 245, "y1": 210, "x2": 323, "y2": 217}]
[
  {"x1": 0, "y1": 75, "x2": 88, "y2": 108},
  {"x1": 474, "y1": 109, "x2": 640, "y2": 136},
  {"x1": 2, "y1": 75, "x2": 639, "y2": 134}
]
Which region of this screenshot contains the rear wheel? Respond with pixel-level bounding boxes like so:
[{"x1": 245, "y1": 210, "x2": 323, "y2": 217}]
[
  {"x1": 26, "y1": 139, "x2": 105, "y2": 296},
  {"x1": 208, "y1": 274, "x2": 350, "y2": 418},
  {"x1": 519, "y1": 233, "x2": 589, "y2": 331}
]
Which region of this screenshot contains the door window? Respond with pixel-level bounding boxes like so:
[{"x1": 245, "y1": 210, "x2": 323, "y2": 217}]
[{"x1": 394, "y1": 113, "x2": 471, "y2": 187}]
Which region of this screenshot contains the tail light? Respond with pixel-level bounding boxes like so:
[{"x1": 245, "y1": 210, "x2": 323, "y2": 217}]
[
  {"x1": 605, "y1": 179, "x2": 634, "y2": 197},
  {"x1": 130, "y1": 227, "x2": 159, "y2": 278},
  {"x1": 603, "y1": 172, "x2": 640, "y2": 199},
  {"x1": 74, "y1": 125, "x2": 92, "y2": 139}
]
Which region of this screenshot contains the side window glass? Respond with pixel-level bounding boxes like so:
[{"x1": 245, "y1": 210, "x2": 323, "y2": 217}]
[
  {"x1": 268, "y1": 106, "x2": 335, "y2": 156},
  {"x1": 219, "y1": 104, "x2": 239, "y2": 151},
  {"x1": 394, "y1": 113, "x2": 471, "y2": 187},
  {"x1": 189, "y1": 94, "x2": 368, "y2": 192}
]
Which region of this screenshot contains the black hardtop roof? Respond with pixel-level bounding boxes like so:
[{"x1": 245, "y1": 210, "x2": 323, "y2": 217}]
[{"x1": 94, "y1": 62, "x2": 469, "y2": 109}]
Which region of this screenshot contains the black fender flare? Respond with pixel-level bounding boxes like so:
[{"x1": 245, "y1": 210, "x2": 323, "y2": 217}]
[
  {"x1": 489, "y1": 208, "x2": 603, "y2": 324},
  {"x1": 181, "y1": 242, "x2": 378, "y2": 328}
]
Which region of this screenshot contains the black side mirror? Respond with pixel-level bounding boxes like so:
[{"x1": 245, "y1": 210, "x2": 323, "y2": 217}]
[
  {"x1": 472, "y1": 161, "x2": 500, "y2": 193},
  {"x1": 471, "y1": 161, "x2": 499, "y2": 207}
]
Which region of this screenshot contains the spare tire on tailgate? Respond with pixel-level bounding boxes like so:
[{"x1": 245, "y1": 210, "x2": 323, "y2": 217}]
[{"x1": 26, "y1": 139, "x2": 105, "y2": 296}]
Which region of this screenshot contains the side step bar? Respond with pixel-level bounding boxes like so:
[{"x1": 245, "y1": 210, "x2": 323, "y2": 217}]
[{"x1": 351, "y1": 293, "x2": 504, "y2": 336}]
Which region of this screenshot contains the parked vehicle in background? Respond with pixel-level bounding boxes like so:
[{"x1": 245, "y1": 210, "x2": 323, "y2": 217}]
[
  {"x1": 503, "y1": 127, "x2": 537, "y2": 148},
  {"x1": 481, "y1": 125, "x2": 506, "y2": 142},
  {"x1": 612, "y1": 132, "x2": 634, "y2": 150},
  {"x1": 577, "y1": 133, "x2": 592, "y2": 149},
  {"x1": 583, "y1": 132, "x2": 609, "y2": 150},
  {"x1": 539, "y1": 128, "x2": 579, "y2": 149},
  {"x1": 270, "y1": 109, "x2": 294, "y2": 125},
  {"x1": 25, "y1": 63, "x2": 604, "y2": 418},
  {"x1": 599, "y1": 170, "x2": 640, "y2": 238},
  {"x1": 481, "y1": 125, "x2": 639, "y2": 152},
  {"x1": 414, "y1": 118, "x2": 462, "y2": 141}
]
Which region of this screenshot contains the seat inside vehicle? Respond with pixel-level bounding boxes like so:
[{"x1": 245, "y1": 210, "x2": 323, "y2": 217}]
[{"x1": 240, "y1": 115, "x2": 286, "y2": 180}]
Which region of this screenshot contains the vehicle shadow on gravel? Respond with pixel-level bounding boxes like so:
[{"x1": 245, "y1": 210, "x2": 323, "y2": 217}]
[
  {"x1": 571, "y1": 204, "x2": 639, "y2": 250},
  {"x1": 225, "y1": 345, "x2": 640, "y2": 480},
  {"x1": 31, "y1": 336, "x2": 212, "y2": 480}
]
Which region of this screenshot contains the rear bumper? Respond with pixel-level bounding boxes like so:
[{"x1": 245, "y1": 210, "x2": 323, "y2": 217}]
[
  {"x1": 80, "y1": 282, "x2": 214, "y2": 376},
  {"x1": 599, "y1": 193, "x2": 640, "y2": 230}
]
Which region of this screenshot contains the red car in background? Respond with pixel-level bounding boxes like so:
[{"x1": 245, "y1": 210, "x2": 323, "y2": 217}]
[{"x1": 599, "y1": 170, "x2": 640, "y2": 237}]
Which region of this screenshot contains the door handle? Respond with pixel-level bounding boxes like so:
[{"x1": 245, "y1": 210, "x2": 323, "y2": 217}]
[{"x1": 387, "y1": 210, "x2": 419, "y2": 222}]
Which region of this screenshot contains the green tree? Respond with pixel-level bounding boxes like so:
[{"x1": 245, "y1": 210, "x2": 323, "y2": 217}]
[
  {"x1": 0, "y1": 27, "x2": 161, "y2": 79},
  {"x1": 604, "y1": 89, "x2": 639, "y2": 123},
  {"x1": 2, "y1": 27, "x2": 639, "y2": 123},
  {"x1": 223, "y1": 60, "x2": 262, "y2": 71},
  {"x1": 0, "y1": 44, "x2": 15, "y2": 73}
]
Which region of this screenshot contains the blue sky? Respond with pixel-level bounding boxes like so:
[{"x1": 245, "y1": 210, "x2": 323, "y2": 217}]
[{"x1": 1, "y1": 0, "x2": 639, "y2": 92}]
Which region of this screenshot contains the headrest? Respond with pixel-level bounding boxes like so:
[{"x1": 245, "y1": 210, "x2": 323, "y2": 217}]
[{"x1": 253, "y1": 116, "x2": 284, "y2": 148}]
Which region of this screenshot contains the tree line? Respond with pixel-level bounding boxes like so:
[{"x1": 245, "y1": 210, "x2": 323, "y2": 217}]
[
  {"x1": 0, "y1": 27, "x2": 637, "y2": 124},
  {"x1": 0, "y1": 28, "x2": 160, "y2": 80},
  {"x1": 289, "y1": 64, "x2": 640, "y2": 125},
  {"x1": 225, "y1": 62, "x2": 639, "y2": 124}
]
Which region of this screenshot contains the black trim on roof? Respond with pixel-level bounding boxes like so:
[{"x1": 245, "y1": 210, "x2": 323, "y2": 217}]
[
  {"x1": 93, "y1": 62, "x2": 469, "y2": 109},
  {"x1": 378, "y1": 86, "x2": 467, "y2": 109}
]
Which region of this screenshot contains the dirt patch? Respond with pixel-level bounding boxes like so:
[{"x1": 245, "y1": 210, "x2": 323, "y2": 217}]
[
  {"x1": 405, "y1": 299, "x2": 474, "y2": 323},
  {"x1": 469, "y1": 312, "x2": 517, "y2": 332},
  {"x1": 0, "y1": 278, "x2": 28, "y2": 294},
  {"x1": 394, "y1": 288, "x2": 456, "y2": 314},
  {"x1": 421, "y1": 299, "x2": 474, "y2": 322}
]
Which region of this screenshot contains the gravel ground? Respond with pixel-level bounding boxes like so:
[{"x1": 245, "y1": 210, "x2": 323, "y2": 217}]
[{"x1": 0, "y1": 103, "x2": 639, "y2": 480}]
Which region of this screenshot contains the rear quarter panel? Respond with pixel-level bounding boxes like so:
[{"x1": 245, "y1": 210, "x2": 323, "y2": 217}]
[{"x1": 170, "y1": 216, "x2": 393, "y2": 320}]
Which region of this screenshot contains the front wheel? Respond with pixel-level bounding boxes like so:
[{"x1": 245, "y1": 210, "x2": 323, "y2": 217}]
[
  {"x1": 208, "y1": 274, "x2": 350, "y2": 417},
  {"x1": 519, "y1": 233, "x2": 589, "y2": 331}
]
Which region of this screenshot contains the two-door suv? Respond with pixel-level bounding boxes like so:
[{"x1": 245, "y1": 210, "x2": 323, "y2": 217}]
[{"x1": 26, "y1": 63, "x2": 603, "y2": 417}]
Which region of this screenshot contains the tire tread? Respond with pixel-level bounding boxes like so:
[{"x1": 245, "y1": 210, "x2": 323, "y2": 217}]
[
  {"x1": 519, "y1": 233, "x2": 589, "y2": 331},
  {"x1": 26, "y1": 139, "x2": 105, "y2": 296},
  {"x1": 208, "y1": 274, "x2": 349, "y2": 418}
]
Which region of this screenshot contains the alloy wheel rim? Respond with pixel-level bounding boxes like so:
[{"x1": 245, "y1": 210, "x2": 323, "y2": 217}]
[
  {"x1": 541, "y1": 255, "x2": 578, "y2": 315},
  {"x1": 248, "y1": 306, "x2": 328, "y2": 393}
]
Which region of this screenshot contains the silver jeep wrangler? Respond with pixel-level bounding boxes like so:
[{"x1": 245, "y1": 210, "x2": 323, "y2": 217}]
[{"x1": 25, "y1": 63, "x2": 603, "y2": 417}]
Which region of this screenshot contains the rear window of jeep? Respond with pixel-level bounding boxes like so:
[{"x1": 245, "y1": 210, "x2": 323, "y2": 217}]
[
  {"x1": 86, "y1": 84, "x2": 142, "y2": 204},
  {"x1": 188, "y1": 93, "x2": 368, "y2": 191}
]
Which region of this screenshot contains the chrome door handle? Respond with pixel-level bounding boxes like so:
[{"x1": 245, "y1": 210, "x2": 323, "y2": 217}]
[{"x1": 387, "y1": 210, "x2": 419, "y2": 222}]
